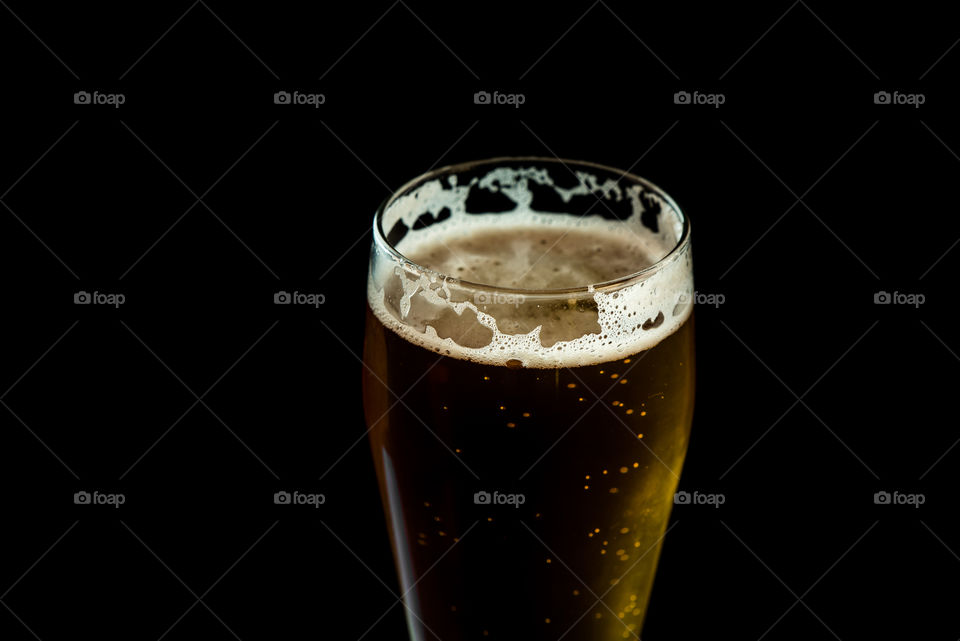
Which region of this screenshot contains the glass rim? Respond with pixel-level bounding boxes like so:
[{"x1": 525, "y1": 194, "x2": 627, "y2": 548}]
[{"x1": 372, "y1": 155, "x2": 691, "y2": 296}]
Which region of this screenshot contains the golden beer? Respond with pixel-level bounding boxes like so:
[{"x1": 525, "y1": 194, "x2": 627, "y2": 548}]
[{"x1": 363, "y1": 158, "x2": 694, "y2": 640}]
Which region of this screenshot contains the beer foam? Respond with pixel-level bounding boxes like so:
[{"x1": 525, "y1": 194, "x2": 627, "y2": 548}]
[{"x1": 367, "y1": 161, "x2": 693, "y2": 368}]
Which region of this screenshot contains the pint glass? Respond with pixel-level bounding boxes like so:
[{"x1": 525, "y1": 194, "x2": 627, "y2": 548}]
[{"x1": 362, "y1": 157, "x2": 694, "y2": 640}]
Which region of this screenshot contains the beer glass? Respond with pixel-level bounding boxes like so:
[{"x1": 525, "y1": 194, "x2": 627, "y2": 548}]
[{"x1": 362, "y1": 157, "x2": 694, "y2": 640}]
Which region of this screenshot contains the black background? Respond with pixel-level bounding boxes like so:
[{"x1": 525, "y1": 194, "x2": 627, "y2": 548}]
[{"x1": 1, "y1": 1, "x2": 958, "y2": 639}]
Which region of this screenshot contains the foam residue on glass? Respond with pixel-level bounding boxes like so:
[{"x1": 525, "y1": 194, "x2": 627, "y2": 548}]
[{"x1": 368, "y1": 163, "x2": 693, "y2": 368}]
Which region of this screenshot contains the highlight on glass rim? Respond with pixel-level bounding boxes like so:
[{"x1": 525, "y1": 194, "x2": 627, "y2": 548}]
[{"x1": 362, "y1": 157, "x2": 695, "y2": 640}]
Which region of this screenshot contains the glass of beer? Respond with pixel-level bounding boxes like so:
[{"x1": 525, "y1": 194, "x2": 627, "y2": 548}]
[{"x1": 362, "y1": 157, "x2": 694, "y2": 640}]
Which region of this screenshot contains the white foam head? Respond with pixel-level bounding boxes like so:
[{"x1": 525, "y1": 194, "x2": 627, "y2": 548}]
[{"x1": 367, "y1": 158, "x2": 693, "y2": 368}]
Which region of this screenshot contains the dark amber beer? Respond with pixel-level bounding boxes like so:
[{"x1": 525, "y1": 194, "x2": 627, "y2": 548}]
[{"x1": 363, "y1": 158, "x2": 694, "y2": 640}]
